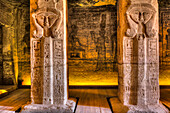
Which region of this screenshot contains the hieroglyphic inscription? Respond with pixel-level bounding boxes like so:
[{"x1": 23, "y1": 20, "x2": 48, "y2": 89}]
[
  {"x1": 33, "y1": 41, "x2": 41, "y2": 68},
  {"x1": 53, "y1": 39, "x2": 64, "y2": 105},
  {"x1": 43, "y1": 38, "x2": 52, "y2": 104},
  {"x1": 31, "y1": 39, "x2": 43, "y2": 104},
  {"x1": 124, "y1": 38, "x2": 133, "y2": 63},
  {"x1": 147, "y1": 39, "x2": 158, "y2": 63}
]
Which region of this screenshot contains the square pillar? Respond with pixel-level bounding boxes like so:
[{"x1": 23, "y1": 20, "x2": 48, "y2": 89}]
[
  {"x1": 22, "y1": 0, "x2": 76, "y2": 112},
  {"x1": 117, "y1": 0, "x2": 169, "y2": 112}
]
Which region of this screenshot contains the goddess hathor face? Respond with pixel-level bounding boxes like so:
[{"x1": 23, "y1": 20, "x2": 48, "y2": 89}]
[
  {"x1": 127, "y1": 5, "x2": 155, "y2": 24},
  {"x1": 33, "y1": 8, "x2": 61, "y2": 37},
  {"x1": 126, "y1": 4, "x2": 156, "y2": 38},
  {"x1": 36, "y1": 11, "x2": 59, "y2": 28}
]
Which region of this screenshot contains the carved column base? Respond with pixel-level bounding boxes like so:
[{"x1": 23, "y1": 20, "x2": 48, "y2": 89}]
[
  {"x1": 126, "y1": 103, "x2": 169, "y2": 113},
  {"x1": 21, "y1": 100, "x2": 76, "y2": 113}
]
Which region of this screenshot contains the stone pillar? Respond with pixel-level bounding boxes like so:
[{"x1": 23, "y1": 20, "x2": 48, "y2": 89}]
[
  {"x1": 117, "y1": 0, "x2": 169, "y2": 112},
  {"x1": 22, "y1": 0, "x2": 75, "y2": 112}
]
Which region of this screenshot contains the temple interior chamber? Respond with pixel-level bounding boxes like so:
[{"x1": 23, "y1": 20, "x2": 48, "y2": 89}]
[{"x1": 0, "y1": 0, "x2": 169, "y2": 113}]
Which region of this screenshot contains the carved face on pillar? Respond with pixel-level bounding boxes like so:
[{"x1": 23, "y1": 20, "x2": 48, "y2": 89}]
[
  {"x1": 33, "y1": 8, "x2": 62, "y2": 38},
  {"x1": 126, "y1": 4, "x2": 156, "y2": 38},
  {"x1": 128, "y1": 7, "x2": 153, "y2": 24}
]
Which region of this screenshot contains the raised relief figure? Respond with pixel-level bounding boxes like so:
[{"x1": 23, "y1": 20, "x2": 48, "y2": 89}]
[
  {"x1": 126, "y1": 4, "x2": 156, "y2": 39},
  {"x1": 32, "y1": 8, "x2": 62, "y2": 38}
]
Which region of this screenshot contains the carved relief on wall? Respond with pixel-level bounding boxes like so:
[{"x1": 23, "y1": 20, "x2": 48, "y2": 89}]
[
  {"x1": 68, "y1": 5, "x2": 118, "y2": 85},
  {"x1": 31, "y1": 39, "x2": 43, "y2": 104}
]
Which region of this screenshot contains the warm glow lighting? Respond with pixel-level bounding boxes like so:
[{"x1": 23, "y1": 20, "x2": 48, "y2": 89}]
[
  {"x1": 69, "y1": 71, "x2": 118, "y2": 86},
  {"x1": 0, "y1": 90, "x2": 7, "y2": 94},
  {"x1": 94, "y1": 0, "x2": 116, "y2": 6},
  {"x1": 22, "y1": 76, "x2": 31, "y2": 85},
  {"x1": 159, "y1": 80, "x2": 170, "y2": 85},
  {"x1": 77, "y1": 0, "x2": 116, "y2": 7},
  {"x1": 69, "y1": 82, "x2": 118, "y2": 86},
  {"x1": 23, "y1": 76, "x2": 170, "y2": 86}
]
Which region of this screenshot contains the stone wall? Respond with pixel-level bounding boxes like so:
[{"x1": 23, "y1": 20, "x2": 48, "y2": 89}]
[
  {"x1": 159, "y1": 0, "x2": 170, "y2": 65},
  {"x1": 68, "y1": 6, "x2": 117, "y2": 60},
  {"x1": 0, "y1": 0, "x2": 30, "y2": 85}
]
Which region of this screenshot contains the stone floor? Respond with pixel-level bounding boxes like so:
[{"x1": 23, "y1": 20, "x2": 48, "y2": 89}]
[{"x1": 0, "y1": 88, "x2": 169, "y2": 113}]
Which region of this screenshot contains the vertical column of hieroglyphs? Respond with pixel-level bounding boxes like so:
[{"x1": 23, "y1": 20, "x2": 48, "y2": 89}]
[
  {"x1": 53, "y1": 38, "x2": 66, "y2": 105},
  {"x1": 51, "y1": 0, "x2": 67, "y2": 105},
  {"x1": 31, "y1": 38, "x2": 43, "y2": 104},
  {"x1": 43, "y1": 37, "x2": 52, "y2": 104}
]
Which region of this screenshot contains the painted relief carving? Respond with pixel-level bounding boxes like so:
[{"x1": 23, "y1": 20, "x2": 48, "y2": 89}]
[
  {"x1": 123, "y1": 38, "x2": 133, "y2": 63},
  {"x1": 31, "y1": 39, "x2": 43, "y2": 104},
  {"x1": 43, "y1": 38, "x2": 52, "y2": 104},
  {"x1": 32, "y1": 8, "x2": 62, "y2": 38},
  {"x1": 126, "y1": 4, "x2": 156, "y2": 39},
  {"x1": 33, "y1": 40, "x2": 41, "y2": 68},
  {"x1": 147, "y1": 39, "x2": 157, "y2": 63}
]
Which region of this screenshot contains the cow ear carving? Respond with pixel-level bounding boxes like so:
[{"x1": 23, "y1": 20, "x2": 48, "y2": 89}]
[{"x1": 126, "y1": 12, "x2": 138, "y2": 38}]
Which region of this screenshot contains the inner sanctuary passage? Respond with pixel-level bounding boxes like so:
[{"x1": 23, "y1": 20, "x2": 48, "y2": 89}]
[{"x1": 67, "y1": 0, "x2": 118, "y2": 85}]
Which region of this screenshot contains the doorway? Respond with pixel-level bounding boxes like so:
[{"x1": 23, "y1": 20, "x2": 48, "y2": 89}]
[{"x1": 67, "y1": 1, "x2": 118, "y2": 86}]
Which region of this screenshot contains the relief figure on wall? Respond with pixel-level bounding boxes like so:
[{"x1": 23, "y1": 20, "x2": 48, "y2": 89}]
[
  {"x1": 90, "y1": 14, "x2": 108, "y2": 71},
  {"x1": 166, "y1": 29, "x2": 170, "y2": 56},
  {"x1": 68, "y1": 24, "x2": 86, "y2": 58},
  {"x1": 166, "y1": 29, "x2": 170, "y2": 49},
  {"x1": 69, "y1": 24, "x2": 86, "y2": 51}
]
